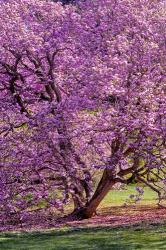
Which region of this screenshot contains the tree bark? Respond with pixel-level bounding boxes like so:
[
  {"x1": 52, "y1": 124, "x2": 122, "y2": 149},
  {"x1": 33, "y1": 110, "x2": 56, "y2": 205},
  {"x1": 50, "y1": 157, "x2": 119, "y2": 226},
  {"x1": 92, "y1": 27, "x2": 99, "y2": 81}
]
[{"x1": 70, "y1": 169, "x2": 116, "y2": 219}]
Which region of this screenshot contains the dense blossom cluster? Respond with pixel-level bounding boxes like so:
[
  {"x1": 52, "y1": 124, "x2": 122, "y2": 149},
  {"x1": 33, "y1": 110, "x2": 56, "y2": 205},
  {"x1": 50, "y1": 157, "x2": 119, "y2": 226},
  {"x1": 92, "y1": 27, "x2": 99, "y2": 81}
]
[{"x1": 0, "y1": 0, "x2": 166, "y2": 227}]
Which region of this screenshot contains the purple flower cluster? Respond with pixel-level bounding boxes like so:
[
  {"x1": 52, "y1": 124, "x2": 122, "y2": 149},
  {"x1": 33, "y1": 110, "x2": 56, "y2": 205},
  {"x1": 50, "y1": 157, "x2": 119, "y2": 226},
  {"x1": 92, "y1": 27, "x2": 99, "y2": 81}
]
[{"x1": 0, "y1": 0, "x2": 166, "y2": 228}]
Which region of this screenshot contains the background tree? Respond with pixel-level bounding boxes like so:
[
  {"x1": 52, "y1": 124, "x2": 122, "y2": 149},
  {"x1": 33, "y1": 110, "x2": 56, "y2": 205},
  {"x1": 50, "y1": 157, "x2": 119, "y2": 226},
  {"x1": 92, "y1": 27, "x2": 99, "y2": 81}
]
[{"x1": 0, "y1": 0, "x2": 166, "y2": 227}]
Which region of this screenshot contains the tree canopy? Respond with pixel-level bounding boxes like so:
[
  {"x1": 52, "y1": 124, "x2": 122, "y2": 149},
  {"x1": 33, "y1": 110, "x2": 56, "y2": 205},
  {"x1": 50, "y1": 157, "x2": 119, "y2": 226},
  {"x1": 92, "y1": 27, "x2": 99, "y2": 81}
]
[{"x1": 0, "y1": 0, "x2": 166, "y2": 228}]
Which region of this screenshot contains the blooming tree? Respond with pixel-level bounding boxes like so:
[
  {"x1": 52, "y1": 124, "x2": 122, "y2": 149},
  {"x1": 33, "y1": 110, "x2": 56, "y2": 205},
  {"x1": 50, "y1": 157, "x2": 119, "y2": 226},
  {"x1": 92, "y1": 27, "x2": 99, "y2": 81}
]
[{"x1": 0, "y1": 0, "x2": 166, "y2": 227}]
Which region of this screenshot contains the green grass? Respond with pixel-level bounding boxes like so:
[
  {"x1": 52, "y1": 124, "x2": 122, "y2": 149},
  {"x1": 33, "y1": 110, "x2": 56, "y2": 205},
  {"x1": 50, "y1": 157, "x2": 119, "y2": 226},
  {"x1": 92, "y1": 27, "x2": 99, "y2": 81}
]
[
  {"x1": 0, "y1": 185, "x2": 164, "y2": 250},
  {"x1": 99, "y1": 185, "x2": 158, "y2": 208},
  {"x1": 66, "y1": 184, "x2": 158, "y2": 212},
  {"x1": 1, "y1": 224, "x2": 166, "y2": 250}
]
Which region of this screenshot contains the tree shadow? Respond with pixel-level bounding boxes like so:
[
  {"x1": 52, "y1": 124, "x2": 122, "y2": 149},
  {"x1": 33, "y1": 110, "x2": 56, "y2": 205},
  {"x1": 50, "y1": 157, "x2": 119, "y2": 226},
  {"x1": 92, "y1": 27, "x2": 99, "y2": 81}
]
[{"x1": 1, "y1": 224, "x2": 166, "y2": 250}]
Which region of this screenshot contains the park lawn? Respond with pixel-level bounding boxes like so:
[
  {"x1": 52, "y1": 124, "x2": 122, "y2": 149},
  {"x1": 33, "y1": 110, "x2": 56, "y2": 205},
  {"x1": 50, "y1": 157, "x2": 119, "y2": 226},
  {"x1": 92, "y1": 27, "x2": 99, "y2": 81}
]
[
  {"x1": 1, "y1": 185, "x2": 165, "y2": 250},
  {"x1": 1, "y1": 224, "x2": 166, "y2": 250},
  {"x1": 99, "y1": 184, "x2": 158, "y2": 208},
  {"x1": 65, "y1": 184, "x2": 158, "y2": 213}
]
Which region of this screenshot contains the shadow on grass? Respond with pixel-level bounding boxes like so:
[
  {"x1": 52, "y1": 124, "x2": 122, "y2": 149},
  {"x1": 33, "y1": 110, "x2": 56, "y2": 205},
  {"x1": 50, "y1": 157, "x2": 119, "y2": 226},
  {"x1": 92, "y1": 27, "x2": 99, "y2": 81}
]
[{"x1": 1, "y1": 224, "x2": 166, "y2": 250}]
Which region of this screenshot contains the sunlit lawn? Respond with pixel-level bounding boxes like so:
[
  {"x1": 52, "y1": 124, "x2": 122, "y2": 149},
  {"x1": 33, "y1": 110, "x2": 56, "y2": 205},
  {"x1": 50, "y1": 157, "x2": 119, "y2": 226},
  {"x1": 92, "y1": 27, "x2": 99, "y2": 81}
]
[
  {"x1": 1, "y1": 185, "x2": 164, "y2": 250},
  {"x1": 1, "y1": 224, "x2": 166, "y2": 250},
  {"x1": 99, "y1": 185, "x2": 158, "y2": 208},
  {"x1": 65, "y1": 184, "x2": 158, "y2": 213}
]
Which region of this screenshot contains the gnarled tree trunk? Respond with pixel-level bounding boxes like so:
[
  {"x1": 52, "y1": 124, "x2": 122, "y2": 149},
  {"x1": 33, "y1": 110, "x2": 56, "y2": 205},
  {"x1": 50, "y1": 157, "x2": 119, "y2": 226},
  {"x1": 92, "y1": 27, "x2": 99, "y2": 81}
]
[{"x1": 70, "y1": 168, "x2": 117, "y2": 219}]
